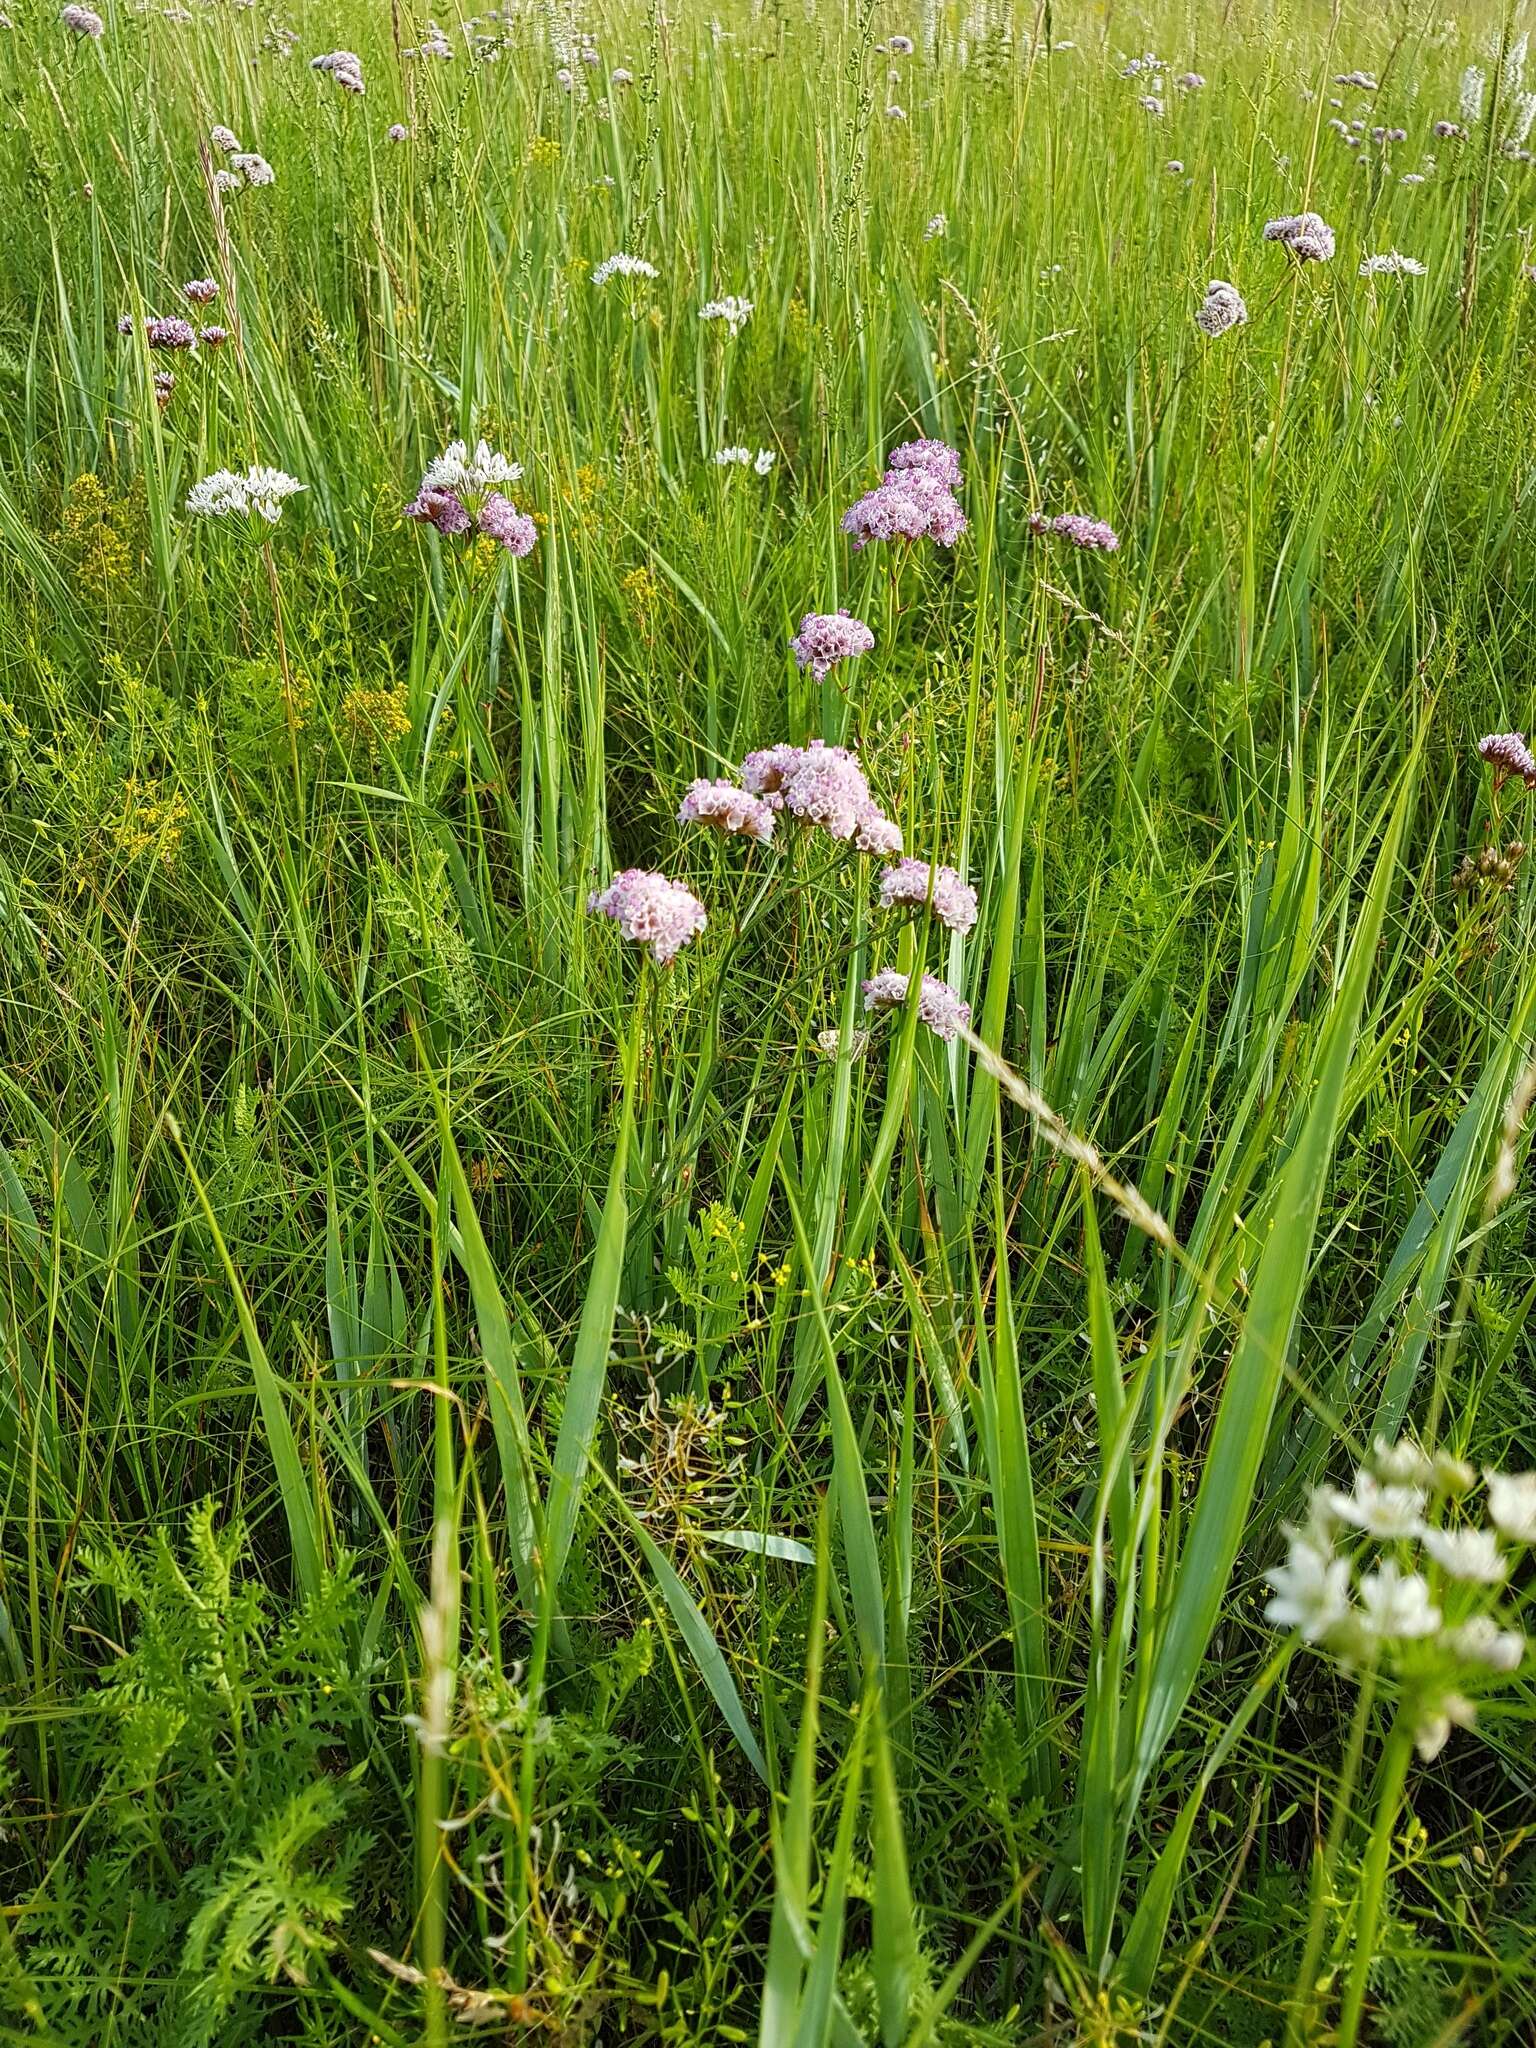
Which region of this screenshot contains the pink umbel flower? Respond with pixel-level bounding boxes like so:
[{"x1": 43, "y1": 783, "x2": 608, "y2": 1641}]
[
  {"x1": 198, "y1": 325, "x2": 229, "y2": 346},
  {"x1": 405, "y1": 489, "x2": 472, "y2": 536},
  {"x1": 588, "y1": 869, "x2": 707, "y2": 964},
  {"x1": 477, "y1": 492, "x2": 537, "y2": 556},
  {"x1": 1479, "y1": 732, "x2": 1536, "y2": 787},
  {"x1": 60, "y1": 4, "x2": 104, "y2": 35},
  {"x1": 782, "y1": 743, "x2": 875, "y2": 840},
  {"x1": 311, "y1": 48, "x2": 365, "y2": 93},
  {"x1": 854, "y1": 807, "x2": 903, "y2": 857},
  {"x1": 879, "y1": 858, "x2": 979, "y2": 932},
  {"x1": 182, "y1": 278, "x2": 219, "y2": 305},
  {"x1": 142, "y1": 315, "x2": 198, "y2": 350},
  {"x1": 842, "y1": 473, "x2": 966, "y2": 549},
  {"x1": 1030, "y1": 511, "x2": 1120, "y2": 552},
  {"x1": 884, "y1": 436, "x2": 964, "y2": 491},
  {"x1": 678, "y1": 778, "x2": 776, "y2": 844},
  {"x1": 388, "y1": 123, "x2": 409, "y2": 141},
  {"x1": 790, "y1": 609, "x2": 875, "y2": 682},
  {"x1": 1264, "y1": 211, "x2": 1336, "y2": 262},
  {"x1": 740, "y1": 742, "x2": 807, "y2": 804},
  {"x1": 862, "y1": 968, "x2": 971, "y2": 1041}
]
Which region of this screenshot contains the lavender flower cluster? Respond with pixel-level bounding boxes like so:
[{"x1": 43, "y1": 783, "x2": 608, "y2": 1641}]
[
  {"x1": 1029, "y1": 511, "x2": 1121, "y2": 553},
  {"x1": 841, "y1": 436, "x2": 967, "y2": 551},
  {"x1": 587, "y1": 870, "x2": 707, "y2": 965},
  {"x1": 1478, "y1": 731, "x2": 1536, "y2": 788},
  {"x1": 1263, "y1": 210, "x2": 1336, "y2": 262},
  {"x1": 311, "y1": 49, "x2": 365, "y2": 94},
  {"x1": 790, "y1": 609, "x2": 875, "y2": 683}
]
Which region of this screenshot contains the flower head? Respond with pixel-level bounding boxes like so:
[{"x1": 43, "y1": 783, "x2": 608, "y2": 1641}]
[
  {"x1": 144, "y1": 315, "x2": 198, "y2": 350},
  {"x1": 1264, "y1": 211, "x2": 1336, "y2": 262},
  {"x1": 60, "y1": 3, "x2": 103, "y2": 35},
  {"x1": 1196, "y1": 279, "x2": 1247, "y2": 336},
  {"x1": 1478, "y1": 732, "x2": 1536, "y2": 787},
  {"x1": 182, "y1": 278, "x2": 219, "y2": 305},
  {"x1": 210, "y1": 124, "x2": 242, "y2": 153},
  {"x1": 388, "y1": 122, "x2": 410, "y2": 142},
  {"x1": 229, "y1": 152, "x2": 275, "y2": 186},
  {"x1": 862, "y1": 968, "x2": 971, "y2": 1042},
  {"x1": 878, "y1": 857, "x2": 979, "y2": 933},
  {"x1": 186, "y1": 465, "x2": 305, "y2": 524},
  {"x1": 1030, "y1": 511, "x2": 1121, "y2": 552},
  {"x1": 1360, "y1": 250, "x2": 1426, "y2": 276},
  {"x1": 477, "y1": 492, "x2": 537, "y2": 556},
  {"x1": 700, "y1": 295, "x2": 753, "y2": 336},
  {"x1": 885, "y1": 437, "x2": 964, "y2": 491},
  {"x1": 588, "y1": 869, "x2": 706, "y2": 964},
  {"x1": 842, "y1": 471, "x2": 965, "y2": 549},
  {"x1": 790, "y1": 609, "x2": 875, "y2": 683},
  {"x1": 782, "y1": 742, "x2": 874, "y2": 840},
  {"x1": 311, "y1": 48, "x2": 365, "y2": 93},
  {"x1": 592, "y1": 253, "x2": 659, "y2": 285},
  {"x1": 678, "y1": 778, "x2": 776, "y2": 844},
  {"x1": 198, "y1": 325, "x2": 229, "y2": 347}
]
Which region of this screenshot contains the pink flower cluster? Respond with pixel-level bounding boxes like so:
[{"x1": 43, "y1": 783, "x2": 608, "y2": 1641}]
[
  {"x1": 790, "y1": 609, "x2": 876, "y2": 682},
  {"x1": 311, "y1": 49, "x2": 365, "y2": 93},
  {"x1": 183, "y1": 279, "x2": 219, "y2": 305},
  {"x1": 588, "y1": 870, "x2": 707, "y2": 964},
  {"x1": 1478, "y1": 732, "x2": 1536, "y2": 787},
  {"x1": 1030, "y1": 511, "x2": 1121, "y2": 553},
  {"x1": 741, "y1": 740, "x2": 901, "y2": 853},
  {"x1": 120, "y1": 314, "x2": 199, "y2": 351},
  {"x1": 862, "y1": 969, "x2": 971, "y2": 1042},
  {"x1": 1264, "y1": 211, "x2": 1336, "y2": 262},
  {"x1": 678, "y1": 778, "x2": 776, "y2": 843},
  {"x1": 841, "y1": 436, "x2": 967, "y2": 551},
  {"x1": 878, "y1": 858, "x2": 978, "y2": 933}
]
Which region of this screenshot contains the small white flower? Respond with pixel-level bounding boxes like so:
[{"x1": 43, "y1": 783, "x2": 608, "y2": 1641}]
[
  {"x1": 1443, "y1": 1615, "x2": 1525, "y2": 1672},
  {"x1": 924, "y1": 212, "x2": 947, "y2": 239},
  {"x1": 753, "y1": 447, "x2": 775, "y2": 475},
  {"x1": 1485, "y1": 1469, "x2": 1536, "y2": 1541},
  {"x1": 1325, "y1": 1470, "x2": 1426, "y2": 1539},
  {"x1": 229, "y1": 152, "x2": 275, "y2": 186},
  {"x1": 1413, "y1": 1691, "x2": 1476, "y2": 1761},
  {"x1": 885, "y1": 103, "x2": 907, "y2": 120},
  {"x1": 1264, "y1": 1530, "x2": 1352, "y2": 1641},
  {"x1": 714, "y1": 446, "x2": 751, "y2": 467},
  {"x1": 1357, "y1": 1560, "x2": 1440, "y2": 1640},
  {"x1": 1421, "y1": 1525, "x2": 1507, "y2": 1583}
]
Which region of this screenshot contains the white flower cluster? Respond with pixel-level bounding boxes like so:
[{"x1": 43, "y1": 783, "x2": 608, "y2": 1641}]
[
  {"x1": 713, "y1": 446, "x2": 775, "y2": 474},
  {"x1": 591, "y1": 253, "x2": 659, "y2": 285},
  {"x1": 699, "y1": 295, "x2": 753, "y2": 336},
  {"x1": 1266, "y1": 1443, "x2": 1533, "y2": 1760},
  {"x1": 418, "y1": 438, "x2": 523, "y2": 498},
  {"x1": 186, "y1": 465, "x2": 305, "y2": 524}
]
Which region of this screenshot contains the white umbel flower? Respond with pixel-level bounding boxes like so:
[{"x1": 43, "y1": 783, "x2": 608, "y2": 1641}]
[
  {"x1": 1263, "y1": 1529, "x2": 1352, "y2": 1641},
  {"x1": 1485, "y1": 1469, "x2": 1536, "y2": 1542},
  {"x1": 187, "y1": 465, "x2": 304, "y2": 523},
  {"x1": 1421, "y1": 1525, "x2": 1507, "y2": 1583}
]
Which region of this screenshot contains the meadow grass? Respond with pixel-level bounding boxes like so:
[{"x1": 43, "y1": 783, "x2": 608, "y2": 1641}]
[{"x1": 1, "y1": 0, "x2": 1536, "y2": 2041}]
